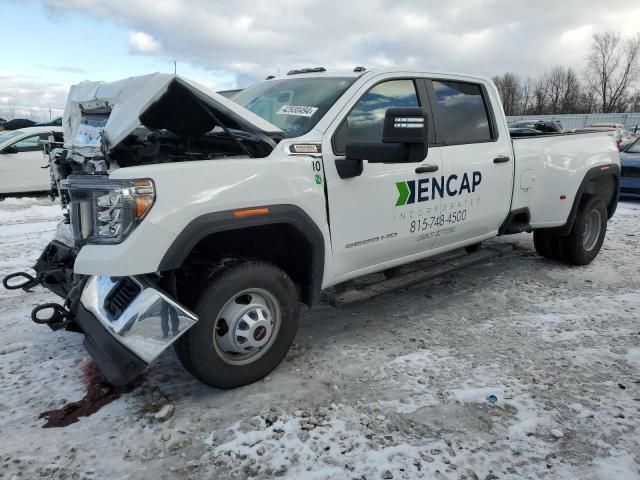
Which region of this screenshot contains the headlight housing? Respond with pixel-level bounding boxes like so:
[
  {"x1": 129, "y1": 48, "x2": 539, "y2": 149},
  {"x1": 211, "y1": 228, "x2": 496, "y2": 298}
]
[{"x1": 62, "y1": 176, "x2": 155, "y2": 245}]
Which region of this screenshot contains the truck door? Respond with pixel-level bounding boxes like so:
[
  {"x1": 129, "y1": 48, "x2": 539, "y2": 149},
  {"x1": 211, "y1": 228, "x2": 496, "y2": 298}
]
[
  {"x1": 427, "y1": 79, "x2": 513, "y2": 249},
  {"x1": 323, "y1": 78, "x2": 443, "y2": 279}
]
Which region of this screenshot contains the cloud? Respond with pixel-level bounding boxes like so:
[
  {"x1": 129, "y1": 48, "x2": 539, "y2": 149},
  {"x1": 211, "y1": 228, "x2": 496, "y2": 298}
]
[
  {"x1": 128, "y1": 31, "x2": 161, "y2": 54},
  {"x1": 0, "y1": 75, "x2": 67, "y2": 120},
  {"x1": 39, "y1": 0, "x2": 640, "y2": 89},
  {"x1": 36, "y1": 64, "x2": 88, "y2": 74}
]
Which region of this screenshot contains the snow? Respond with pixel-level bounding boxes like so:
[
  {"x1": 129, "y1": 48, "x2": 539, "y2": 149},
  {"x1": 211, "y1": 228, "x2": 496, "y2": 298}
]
[{"x1": 0, "y1": 195, "x2": 640, "y2": 479}]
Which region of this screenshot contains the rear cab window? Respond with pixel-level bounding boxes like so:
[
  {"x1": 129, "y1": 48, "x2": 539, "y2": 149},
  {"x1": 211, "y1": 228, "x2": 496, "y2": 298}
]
[{"x1": 430, "y1": 80, "x2": 496, "y2": 145}]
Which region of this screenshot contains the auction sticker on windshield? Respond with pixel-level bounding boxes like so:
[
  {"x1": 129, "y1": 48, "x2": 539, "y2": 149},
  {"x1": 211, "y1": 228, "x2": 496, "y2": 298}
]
[{"x1": 277, "y1": 105, "x2": 318, "y2": 117}]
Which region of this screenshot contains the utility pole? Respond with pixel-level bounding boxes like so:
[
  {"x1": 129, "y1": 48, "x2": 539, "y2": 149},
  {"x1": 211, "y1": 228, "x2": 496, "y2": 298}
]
[{"x1": 49, "y1": 107, "x2": 52, "y2": 120}]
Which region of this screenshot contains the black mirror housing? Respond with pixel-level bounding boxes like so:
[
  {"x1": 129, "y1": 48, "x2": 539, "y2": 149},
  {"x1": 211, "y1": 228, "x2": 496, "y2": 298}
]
[
  {"x1": 344, "y1": 107, "x2": 429, "y2": 166},
  {"x1": 338, "y1": 107, "x2": 429, "y2": 178},
  {"x1": 345, "y1": 142, "x2": 409, "y2": 163},
  {"x1": 382, "y1": 107, "x2": 429, "y2": 144}
]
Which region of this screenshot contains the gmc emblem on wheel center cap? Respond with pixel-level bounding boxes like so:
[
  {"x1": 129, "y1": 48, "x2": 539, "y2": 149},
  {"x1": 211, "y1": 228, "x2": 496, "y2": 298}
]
[{"x1": 254, "y1": 326, "x2": 267, "y2": 341}]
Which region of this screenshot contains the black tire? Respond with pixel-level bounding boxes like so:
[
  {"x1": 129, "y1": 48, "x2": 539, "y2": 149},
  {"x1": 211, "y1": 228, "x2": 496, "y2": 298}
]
[
  {"x1": 548, "y1": 235, "x2": 567, "y2": 262},
  {"x1": 559, "y1": 196, "x2": 608, "y2": 266},
  {"x1": 174, "y1": 261, "x2": 299, "y2": 389},
  {"x1": 465, "y1": 242, "x2": 482, "y2": 254},
  {"x1": 533, "y1": 230, "x2": 553, "y2": 259},
  {"x1": 533, "y1": 230, "x2": 565, "y2": 261}
]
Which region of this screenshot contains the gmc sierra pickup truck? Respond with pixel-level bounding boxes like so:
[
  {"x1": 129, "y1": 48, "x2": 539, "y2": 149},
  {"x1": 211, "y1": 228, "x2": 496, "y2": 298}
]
[{"x1": 3, "y1": 68, "x2": 620, "y2": 389}]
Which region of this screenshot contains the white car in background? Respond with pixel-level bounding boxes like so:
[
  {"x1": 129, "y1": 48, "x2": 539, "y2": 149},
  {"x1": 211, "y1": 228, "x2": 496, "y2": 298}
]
[{"x1": 0, "y1": 126, "x2": 63, "y2": 194}]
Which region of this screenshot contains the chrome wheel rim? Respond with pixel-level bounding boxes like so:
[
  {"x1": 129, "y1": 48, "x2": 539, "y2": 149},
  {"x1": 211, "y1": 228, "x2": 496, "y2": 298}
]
[
  {"x1": 213, "y1": 288, "x2": 280, "y2": 365},
  {"x1": 582, "y1": 209, "x2": 602, "y2": 252}
]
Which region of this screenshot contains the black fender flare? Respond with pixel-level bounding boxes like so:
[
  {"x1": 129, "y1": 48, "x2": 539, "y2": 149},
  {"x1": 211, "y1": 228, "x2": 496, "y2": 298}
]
[
  {"x1": 158, "y1": 204, "x2": 325, "y2": 305},
  {"x1": 545, "y1": 163, "x2": 620, "y2": 237}
]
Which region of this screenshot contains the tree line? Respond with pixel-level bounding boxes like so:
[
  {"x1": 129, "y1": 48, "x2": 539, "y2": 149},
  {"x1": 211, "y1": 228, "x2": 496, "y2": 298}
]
[{"x1": 493, "y1": 31, "x2": 640, "y2": 116}]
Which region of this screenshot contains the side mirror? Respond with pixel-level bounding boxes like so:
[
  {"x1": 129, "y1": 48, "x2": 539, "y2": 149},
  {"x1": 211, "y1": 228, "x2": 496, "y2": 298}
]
[
  {"x1": 337, "y1": 107, "x2": 429, "y2": 179},
  {"x1": 1, "y1": 146, "x2": 18, "y2": 154}
]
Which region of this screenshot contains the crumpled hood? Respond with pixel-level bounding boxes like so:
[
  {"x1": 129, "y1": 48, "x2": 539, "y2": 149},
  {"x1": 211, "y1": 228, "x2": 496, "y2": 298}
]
[{"x1": 62, "y1": 72, "x2": 284, "y2": 158}]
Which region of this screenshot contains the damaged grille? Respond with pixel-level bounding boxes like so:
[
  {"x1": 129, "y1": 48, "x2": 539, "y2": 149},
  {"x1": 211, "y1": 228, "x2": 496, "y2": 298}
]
[{"x1": 104, "y1": 277, "x2": 141, "y2": 319}]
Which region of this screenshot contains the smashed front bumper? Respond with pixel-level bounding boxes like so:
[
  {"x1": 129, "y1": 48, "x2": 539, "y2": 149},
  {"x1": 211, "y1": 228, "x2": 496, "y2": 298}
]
[
  {"x1": 77, "y1": 276, "x2": 197, "y2": 385},
  {"x1": 3, "y1": 238, "x2": 198, "y2": 386}
]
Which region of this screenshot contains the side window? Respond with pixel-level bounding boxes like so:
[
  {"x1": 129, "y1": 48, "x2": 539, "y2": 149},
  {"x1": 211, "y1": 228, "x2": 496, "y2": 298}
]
[
  {"x1": 11, "y1": 135, "x2": 43, "y2": 153},
  {"x1": 334, "y1": 80, "x2": 419, "y2": 153},
  {"x1": 432, "y1": 80, "x2": 493, "y2": 144}
]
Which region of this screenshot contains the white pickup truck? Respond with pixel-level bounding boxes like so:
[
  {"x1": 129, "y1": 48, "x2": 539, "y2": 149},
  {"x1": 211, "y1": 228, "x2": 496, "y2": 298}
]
[{"x1": 3, "y1": 68, "x2": 620, "y2": 389}]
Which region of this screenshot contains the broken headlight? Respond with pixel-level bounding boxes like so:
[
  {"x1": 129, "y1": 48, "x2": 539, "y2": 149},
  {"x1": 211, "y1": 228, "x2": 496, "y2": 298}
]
[{"x1": 62, "y1": 176, "x2": 155, "y2": 245}]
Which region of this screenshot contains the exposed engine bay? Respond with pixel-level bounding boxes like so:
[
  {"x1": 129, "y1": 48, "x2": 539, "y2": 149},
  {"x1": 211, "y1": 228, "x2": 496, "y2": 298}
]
[
  {"x1": 47, "y1": 73, "x2": 284, "y2": 204},
  {"x1": 49, "y1": 126, "x2": 275, "y2": 190}
]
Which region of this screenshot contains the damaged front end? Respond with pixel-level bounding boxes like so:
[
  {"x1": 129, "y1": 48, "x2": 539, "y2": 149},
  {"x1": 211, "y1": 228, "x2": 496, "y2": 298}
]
[
  {"x1": 3, "y1": 73, "x2": 283, "y2": 385},
  {"x1": 3, "y1": 233, "x2": 197, "y2": 386}
]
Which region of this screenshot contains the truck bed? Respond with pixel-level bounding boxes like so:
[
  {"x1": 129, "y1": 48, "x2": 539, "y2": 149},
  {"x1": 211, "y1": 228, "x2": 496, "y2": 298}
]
[{"x1": 510, "y1": 131, "x2": 619, "y2": 229}]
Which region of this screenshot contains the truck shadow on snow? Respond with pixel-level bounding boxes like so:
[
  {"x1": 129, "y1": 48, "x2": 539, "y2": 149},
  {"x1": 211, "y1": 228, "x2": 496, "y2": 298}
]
[{"x1": 39, "y1": 238, "x2": 547, "y2": 427}]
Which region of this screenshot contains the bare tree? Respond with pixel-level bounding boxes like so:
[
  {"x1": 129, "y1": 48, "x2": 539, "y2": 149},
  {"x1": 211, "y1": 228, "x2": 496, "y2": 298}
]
[
  {"x1": 561, "y1": 68, "x2": 581, "y2": 113},
  {"x1": 532, "y1": 78, "x2": 547, "y2": 115},
  {"x1": 540, "y1": 66, "x2": 581, "y2": 114},
  {"x1": 492, "y1": 72, "x2": 522, "y2": 116},
  {"x1": 628, "y1": 90, "x2": 640, "y2": 113},
  {"x1": 544, "y1": 67, "x2": 564, "y2": 114},
  {"x1": 577, "y1": 89, "x2": 598, "y2": 113},
  {"x1": 519, "y1": 76, "x2": 534, "y2": 115},
  {"x1": 585, "y1": 31, "x2": 640, "y2": 113}
]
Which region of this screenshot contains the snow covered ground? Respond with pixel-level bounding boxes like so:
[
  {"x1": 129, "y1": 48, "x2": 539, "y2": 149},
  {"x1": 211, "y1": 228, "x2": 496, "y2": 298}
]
[{"x1": 0, "y1": 196, "x2": 639, "y2": 480}]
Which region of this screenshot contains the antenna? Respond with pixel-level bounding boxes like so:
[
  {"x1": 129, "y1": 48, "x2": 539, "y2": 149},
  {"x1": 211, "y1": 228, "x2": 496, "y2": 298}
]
[{"x1": 174, "y1": 61, "x2": 177, "y2": 75}]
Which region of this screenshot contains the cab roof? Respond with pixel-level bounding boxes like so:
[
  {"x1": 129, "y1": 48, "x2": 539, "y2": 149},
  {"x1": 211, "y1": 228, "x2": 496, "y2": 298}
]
[{"x1": 263, "y1": 67, "x2": 493, "y2": 85}]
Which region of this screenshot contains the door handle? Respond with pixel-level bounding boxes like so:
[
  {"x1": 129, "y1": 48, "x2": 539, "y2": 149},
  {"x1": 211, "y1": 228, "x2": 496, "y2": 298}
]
[
  {"x1": 415, "y1": 164, "x2": 439, "y2": 174},
  {"x1": 493, "y1": 155, "x2": 510, "y2": 164}
]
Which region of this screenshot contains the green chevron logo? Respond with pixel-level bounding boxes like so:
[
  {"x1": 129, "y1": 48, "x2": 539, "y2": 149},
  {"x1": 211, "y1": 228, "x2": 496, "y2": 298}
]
[
  {"x1": 394, "y1": 171, "x2": 482, "y2": 207},
  {"x1": 395, "y1": 181, "x2": 410, "y2": 206}
]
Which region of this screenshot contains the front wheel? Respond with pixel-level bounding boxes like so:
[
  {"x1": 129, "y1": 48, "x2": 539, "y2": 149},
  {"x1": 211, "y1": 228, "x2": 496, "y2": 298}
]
[{"x1": 174, "y1": 261, "x2": 299, "y2": 389}]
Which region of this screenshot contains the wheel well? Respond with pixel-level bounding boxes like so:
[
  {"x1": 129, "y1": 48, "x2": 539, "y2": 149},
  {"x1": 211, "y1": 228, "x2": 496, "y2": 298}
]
[
  {"x1": 584, "y1": 173, "x2": 617, "y2": 218},
  {"x1": 173, "y1": 224, "x2": 316, "y2": 306},
  {"x1": 543, "y1": 166, "x2": 620, "y2": 237}
]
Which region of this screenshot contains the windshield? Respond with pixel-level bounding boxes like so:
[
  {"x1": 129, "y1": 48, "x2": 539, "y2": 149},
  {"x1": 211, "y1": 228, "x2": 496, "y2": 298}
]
[
  {"x1": 233, "y1": 77, "x2": 356, "y2": 138},
  {"x1": 0, "y1": 130, "x2": 23, "y2": 143},
  {"x1": 626, "y1": 138, "x2": 640, "y2": 153}
]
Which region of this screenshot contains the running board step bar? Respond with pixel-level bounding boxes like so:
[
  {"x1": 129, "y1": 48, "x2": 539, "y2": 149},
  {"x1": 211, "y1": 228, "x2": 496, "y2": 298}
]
[{"x1": 327, "y1": 243, "x2": 513, "y2": 307}]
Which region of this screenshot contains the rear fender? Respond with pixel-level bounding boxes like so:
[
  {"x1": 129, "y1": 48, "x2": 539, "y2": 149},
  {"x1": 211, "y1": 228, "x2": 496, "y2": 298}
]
[{"x1": 545, "y1": 164, "x2": 620, "y2": 236}]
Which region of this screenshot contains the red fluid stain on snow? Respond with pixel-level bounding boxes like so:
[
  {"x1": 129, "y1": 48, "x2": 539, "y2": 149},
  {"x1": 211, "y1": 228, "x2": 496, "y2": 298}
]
[{"x1": 39, "y1": 357, "x2": 142, "y2": 428}]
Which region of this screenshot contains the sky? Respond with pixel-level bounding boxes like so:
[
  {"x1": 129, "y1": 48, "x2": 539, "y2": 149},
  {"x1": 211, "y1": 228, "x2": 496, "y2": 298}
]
[{"x1": 1, "y1": 0, "x2": 639, "y2": 120}]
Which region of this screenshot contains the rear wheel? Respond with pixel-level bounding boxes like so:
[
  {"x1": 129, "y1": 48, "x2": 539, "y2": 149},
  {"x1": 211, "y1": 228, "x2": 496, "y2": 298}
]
[
  {"x1": 533, "y1": 230, "x2": 554, "y2": 259},
  {"x1": 174, "y1": 261, "x2": 299, "y2": 389},
  {"x1": 533, "y1": 196, "x2": 607, "y2": 266},
  {"x1": 561, "y1": 196, "x2": 607, "y2": 265},
  {"x1": 548, "y1": 235, "x2": 567, "y2": 262}
]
